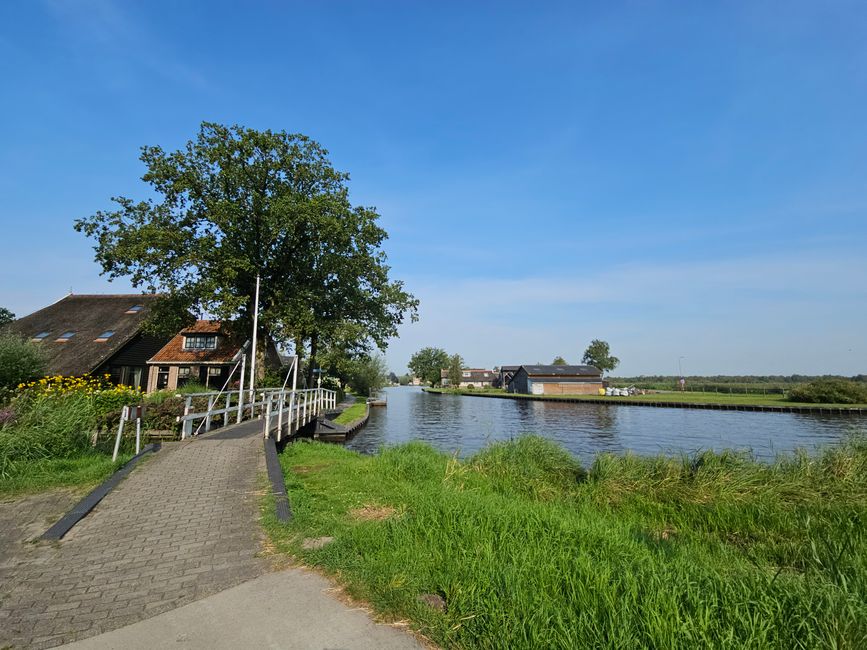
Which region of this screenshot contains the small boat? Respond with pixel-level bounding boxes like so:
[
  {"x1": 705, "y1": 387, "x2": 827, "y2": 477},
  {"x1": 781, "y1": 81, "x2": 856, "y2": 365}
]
[{"x1": 366, "y1": 396, "x2": 387, "y2": 407}]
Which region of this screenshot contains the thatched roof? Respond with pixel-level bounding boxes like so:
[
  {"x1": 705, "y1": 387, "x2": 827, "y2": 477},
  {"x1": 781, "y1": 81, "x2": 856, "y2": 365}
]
[{"x1": 7, "y1": 294, "x2": 162, "y2": 376}]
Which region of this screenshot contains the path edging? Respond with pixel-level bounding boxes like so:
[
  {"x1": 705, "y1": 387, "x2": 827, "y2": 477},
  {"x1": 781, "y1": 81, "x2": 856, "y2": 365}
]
[
  {"x1": 41, "y1": 443, "x2": 161, "y2": 541},
  {"x1": 264, "y1": 438, "x2": 292, "y2": 522}
]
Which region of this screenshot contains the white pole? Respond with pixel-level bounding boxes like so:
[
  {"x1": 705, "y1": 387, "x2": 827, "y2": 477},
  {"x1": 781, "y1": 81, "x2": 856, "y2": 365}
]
[
  {"x1": 112, "y1": 406, "x2": 128, "y2": 462},
  {"x1": 249, "y1": 274, "x2": 260, "y2": 395},
  {"x1": 135, "y1": 417, "x2": 141, "y2": 455},
  {"x1": 237, "y1": 351, "x2": 246, "y2": 423}
]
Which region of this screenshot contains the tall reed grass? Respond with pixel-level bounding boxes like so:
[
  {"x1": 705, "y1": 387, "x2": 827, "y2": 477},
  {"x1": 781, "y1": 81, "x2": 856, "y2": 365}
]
[{"x1": 268, "y1": 435, "x2": 867, "y2": 649}]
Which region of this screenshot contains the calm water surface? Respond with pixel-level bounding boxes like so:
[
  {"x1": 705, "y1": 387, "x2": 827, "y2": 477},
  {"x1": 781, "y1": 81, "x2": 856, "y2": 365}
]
[{"x1": 346, "y1": 387, "x2": 865, "y2": 462}]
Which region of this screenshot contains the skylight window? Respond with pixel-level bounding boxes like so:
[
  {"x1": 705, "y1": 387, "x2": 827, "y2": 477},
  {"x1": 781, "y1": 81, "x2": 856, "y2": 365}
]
[
  {"x1": 125, "y1": 305, "x2": 144, "y2": 314},
  {"x1": 56, "y1": 331, "x2": 76, "y2": 341},
  {"x1": 95, "y1": 330, "x2": 115, "y2": 342},
  {"x1": 32, "y1": 331, "x2": 50, "y2": 341}
]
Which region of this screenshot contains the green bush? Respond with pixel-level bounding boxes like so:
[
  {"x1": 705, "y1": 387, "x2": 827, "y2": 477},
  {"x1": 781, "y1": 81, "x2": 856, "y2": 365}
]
[
  {"x1": 788, "y1": 379, "x2": 867, "y2": 404},
  {"x1": 0, "y1": 332, "x2": 46, "y2": 391}
]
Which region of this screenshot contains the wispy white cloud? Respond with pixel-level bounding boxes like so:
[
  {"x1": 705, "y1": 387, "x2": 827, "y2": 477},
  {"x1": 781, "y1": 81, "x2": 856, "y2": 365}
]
[
  {"x1": 42, "y1": 0, "x2": 211, "y2": 90},
  {"x1": 385, "y1": 250, "x2": 867, "y2": 376}
]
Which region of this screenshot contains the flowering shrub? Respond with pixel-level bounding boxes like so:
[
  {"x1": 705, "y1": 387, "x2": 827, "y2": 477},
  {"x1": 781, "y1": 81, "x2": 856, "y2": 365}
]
[{"x1": 17, "y1": 374, "x2": 141, "y2": 414}]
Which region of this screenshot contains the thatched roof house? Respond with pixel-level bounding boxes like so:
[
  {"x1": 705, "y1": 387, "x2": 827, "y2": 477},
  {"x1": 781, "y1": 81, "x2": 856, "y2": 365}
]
[{"x1": 7, "y1": 294, "x2": 167, "y2": 390}]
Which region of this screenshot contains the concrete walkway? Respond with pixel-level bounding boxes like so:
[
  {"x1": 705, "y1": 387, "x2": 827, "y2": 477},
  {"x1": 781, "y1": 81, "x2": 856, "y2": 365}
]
[
  {"x1": 1, "y1": 420, "x2": 267, "y2": 649},
  {"x1": 63, "y1": 569, "x2": 423, "y2": 649}
]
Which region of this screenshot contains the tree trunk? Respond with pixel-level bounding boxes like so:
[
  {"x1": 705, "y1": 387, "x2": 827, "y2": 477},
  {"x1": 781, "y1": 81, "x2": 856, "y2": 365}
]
[{"x1": 307, "y1": 333, "x2": 318, "y2": 388}]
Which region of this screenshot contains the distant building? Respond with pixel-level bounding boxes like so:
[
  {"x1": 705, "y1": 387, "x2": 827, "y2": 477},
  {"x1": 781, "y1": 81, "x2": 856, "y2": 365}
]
[
  {"x1": 507, "y1": 365, "x2": 603, "y2": 395},
  {"x1": 441, "y1": 368, "x2": 496, "y2": 388},
  {"x1": 7, "y1": 294, "x2": 168, "y2": 391},
  {"x1": 495, "y1": 365, "x2": 520, "y2": 389}
]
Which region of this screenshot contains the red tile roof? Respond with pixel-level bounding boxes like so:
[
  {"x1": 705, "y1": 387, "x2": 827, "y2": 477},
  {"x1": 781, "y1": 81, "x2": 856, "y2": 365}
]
[{"x1": 148, "y1": 320, "x2": 241, "y2": 364}]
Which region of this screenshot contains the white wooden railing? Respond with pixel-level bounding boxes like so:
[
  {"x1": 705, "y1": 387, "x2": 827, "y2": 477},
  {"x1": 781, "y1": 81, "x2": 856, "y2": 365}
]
[{"x1": 178, "y1": 387, "x2": 337, "y2": 440}]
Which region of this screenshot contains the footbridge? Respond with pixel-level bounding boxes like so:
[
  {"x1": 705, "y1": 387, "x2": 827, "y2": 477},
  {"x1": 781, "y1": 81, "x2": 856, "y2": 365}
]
[{"x1": 178, "y1": 387, "x2": 339, "y2": 441}]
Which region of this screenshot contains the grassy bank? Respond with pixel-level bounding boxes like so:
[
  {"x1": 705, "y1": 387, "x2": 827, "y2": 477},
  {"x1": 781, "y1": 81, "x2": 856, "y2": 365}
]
[
  {"x1": 0, "y1": 453, "x2": 132, "y2": 495},
  {"x1": 266, "y1": 436, "x2": 867, "y2": 648},
  {"x1": 332, "y1": 396, "x2": 368, "y2": 425},
  {"x1": 426, "y1": 387, "x2": 867, "y2": 409}
]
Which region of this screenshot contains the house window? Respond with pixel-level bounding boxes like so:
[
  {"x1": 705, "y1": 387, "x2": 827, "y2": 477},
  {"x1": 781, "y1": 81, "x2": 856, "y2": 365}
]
[
  {"x1": 32, "y1": 331, "x2": 50, "y2": 341},
  {"x1": 95, "y1": 330, "x2": 115, "y2": 342},
  {"x1": 56, "y1": 331, "x2": 76, "y2": 342},
  {"x1": 183, "y1": 334, "x2": 217, "y2": 350},
  {"x1": 462, "y1": 372, "x2": 471, "y2": 378},
  {"x1": 125, "y1": 305, "x2": 144, "y2": 314},
  {"x1": 207, "y1": 367, "x2": 222, "y2": 377},
  {"x1": 156, "y1": 366, "x2": 170, "y2": 390},
  {"x1": 177, "y1": 366, "x2": 192, "y2": 387}
]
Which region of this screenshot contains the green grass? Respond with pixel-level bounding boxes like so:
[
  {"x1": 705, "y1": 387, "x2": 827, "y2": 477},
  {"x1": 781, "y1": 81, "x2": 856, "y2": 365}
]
[
  {"x1": 427, "y1": 387, "x2": 867, "y2": 409},
  {"x1": 0, "y1": 452, "x2": 132, "y2": 495},
  {"x1": 264, "y1": 436, "x2": 867, "y2": 649},
  {"x1": 332, "y1": 396, "x2": 368, "y2": 425}
]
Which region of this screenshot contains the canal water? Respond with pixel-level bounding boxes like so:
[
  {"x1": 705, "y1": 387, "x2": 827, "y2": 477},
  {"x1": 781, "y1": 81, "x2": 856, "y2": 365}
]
[{"x1": 346, "y1": 387, "x2": 865, "y2": 462}]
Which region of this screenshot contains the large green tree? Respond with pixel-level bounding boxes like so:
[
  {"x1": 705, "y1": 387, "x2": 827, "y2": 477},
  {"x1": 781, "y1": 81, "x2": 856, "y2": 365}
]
[
  {"x1": 447, "y1": 354, "x2": 464, "y2": 387},
  {"x1": 581, "y1": 339, "x2": 620, "y2": 375},
  {"x1": 75, "y1": 123, "x2": 417, "y2": 383},
  {"x1": 408, "y1": 347, "x2": 449, "y2": 387},
  {"x1": 0, "y1": 307, "x2": 14, "y2": 329}
]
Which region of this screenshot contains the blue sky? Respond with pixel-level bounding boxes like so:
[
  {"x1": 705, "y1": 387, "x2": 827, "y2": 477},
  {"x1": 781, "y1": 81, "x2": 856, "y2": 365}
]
[{"x1": 1, "y1": 1, "x2": 865, "y2": 375}]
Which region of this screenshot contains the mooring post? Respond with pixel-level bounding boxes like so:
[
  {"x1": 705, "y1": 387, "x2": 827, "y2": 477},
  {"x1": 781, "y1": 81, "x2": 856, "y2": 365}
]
[{"x1": 135, "y1": 417, "x2": 141, "y2": 455}]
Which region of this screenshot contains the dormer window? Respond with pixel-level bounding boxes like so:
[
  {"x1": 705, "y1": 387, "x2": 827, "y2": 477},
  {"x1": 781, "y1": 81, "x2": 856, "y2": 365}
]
[
  {"x1": 125, "y1": 305, "x2": 144, "y2": 314},
  {"x1": 56, "y1": 331, "x2": 76, "y2": 342},
  {"x1": 32, "y1": 331, "x2": 50, "y2": 341},
  {"x1": 183, "y1": 334, "x2": 217, "y2": 350},
  {"x1": 95, "y1": 330, "x2": 115, "y2": 342}
]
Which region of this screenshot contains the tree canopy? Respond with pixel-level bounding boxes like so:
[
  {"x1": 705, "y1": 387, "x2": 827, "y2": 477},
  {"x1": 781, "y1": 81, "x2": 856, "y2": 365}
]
[
  {"x1": 74, "y1": 123, "x2": 417, "y2": 383},
  {"x1": 447, "y1": 354, "x2": 464, "y2": 387},
  {"x1": 0, "y1": 308, "x2": 15, "y2": 329},
  {"x1": 581, "y1": 339, "x2": 620, "y2": 374},
  {"x1": 552, "y1": 356, "x2": 568, "y2": 365},
  {"x1": 408, "y1": 347, "x2": 449, "y2": 386},
  {"x1": 0, "y1": 332, "x2": 45, "y2": 390}
]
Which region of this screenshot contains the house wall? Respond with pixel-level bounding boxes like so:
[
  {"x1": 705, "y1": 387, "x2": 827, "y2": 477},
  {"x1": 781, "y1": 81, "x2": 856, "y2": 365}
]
[
  {"x1": 509, "y1": 369, "x2": 603, "y2": 395},
  {"x1": 534, "y1": 381, "x2": 603, "y2": 395},
  {"x1": 95, "y1": 334, "x2": 168, "y2": 391}
]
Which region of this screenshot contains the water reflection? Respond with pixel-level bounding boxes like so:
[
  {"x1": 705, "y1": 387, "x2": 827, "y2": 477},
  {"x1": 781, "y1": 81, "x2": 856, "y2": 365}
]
[{"x1": 345, "y1": 387, "x2": 865, "y2": 463}]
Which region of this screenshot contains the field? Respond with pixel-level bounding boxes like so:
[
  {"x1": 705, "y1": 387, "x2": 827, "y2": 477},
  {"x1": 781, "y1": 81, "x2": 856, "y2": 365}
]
[
  {"x1": 265, "y1": 436, "x2": 867, "y2": 648},
  {"x1": 427, "y1": 387, "x2": 867, "y2": 409}
]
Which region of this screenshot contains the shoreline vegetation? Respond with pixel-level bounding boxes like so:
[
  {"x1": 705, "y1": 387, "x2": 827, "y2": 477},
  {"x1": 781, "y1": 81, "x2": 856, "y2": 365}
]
[
  {"x1": 267, "y1": 435, "x2": 867, "y2": 648},
  {"x1": 423, "y1": 387, "x2": 867, "y2": 411},
  {"x1": 332, "y1": 396, "x2": 368, "y2": 426}
]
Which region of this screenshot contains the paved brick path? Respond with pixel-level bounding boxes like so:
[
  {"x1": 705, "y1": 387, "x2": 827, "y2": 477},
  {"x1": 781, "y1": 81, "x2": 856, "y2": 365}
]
[{"x1": 0, "y1": 421, "x2": 268, "y2": 649}]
